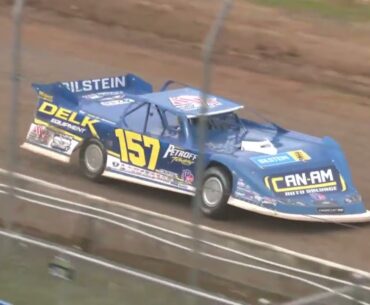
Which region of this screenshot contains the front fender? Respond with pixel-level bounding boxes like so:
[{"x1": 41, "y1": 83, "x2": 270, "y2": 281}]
[{"x1": 208, "y1": 154, "x2": 271, "y2": 197}]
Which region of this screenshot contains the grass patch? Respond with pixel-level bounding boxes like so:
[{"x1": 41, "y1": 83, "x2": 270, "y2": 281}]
[{"x1": 249, "y1": 0, "x2": 370, "y2": 21}]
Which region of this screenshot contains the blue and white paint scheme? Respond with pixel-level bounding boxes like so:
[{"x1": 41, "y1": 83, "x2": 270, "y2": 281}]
[{"x1": 21, "y1": 73, "x2": 370, "y2": 223}]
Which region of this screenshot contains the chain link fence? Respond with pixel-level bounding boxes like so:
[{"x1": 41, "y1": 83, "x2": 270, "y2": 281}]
[{"x1": 1, "y1": 0, "x2": 370, "y2": 304}]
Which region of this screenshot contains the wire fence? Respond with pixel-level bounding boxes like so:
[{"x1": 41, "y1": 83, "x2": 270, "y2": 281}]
[{"x1": 1, "y1": 0, "x2": 370, "y2": 304}]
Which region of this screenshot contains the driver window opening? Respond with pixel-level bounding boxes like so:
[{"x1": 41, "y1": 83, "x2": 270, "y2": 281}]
[
  {"x1": 123, "y1": 102, "x2": 149, "y2": 133},
  {"x1": 146, "y1": 105, "x2": 164, "y2": 136},
  {"x1": 162, "y1": 110, "x2": 182, "y2": 139}
]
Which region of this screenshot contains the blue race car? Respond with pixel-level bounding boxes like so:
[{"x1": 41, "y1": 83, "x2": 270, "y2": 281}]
[{"x1": 22, "y1": 73, "x2": 370, "y2": 222}]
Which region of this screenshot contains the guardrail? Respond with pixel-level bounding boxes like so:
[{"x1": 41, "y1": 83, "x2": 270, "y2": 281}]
[
  {"x1": 0, "y1": 170, "x2": 369, "y2": 304},
  {"x1": 2, "y1": 0, "x2": 370, "y2": 304}
]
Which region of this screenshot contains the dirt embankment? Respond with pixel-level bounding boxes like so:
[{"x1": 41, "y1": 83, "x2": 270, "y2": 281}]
[{"x1": 3, "y1": 0, "x2": 370, "y2": 98}]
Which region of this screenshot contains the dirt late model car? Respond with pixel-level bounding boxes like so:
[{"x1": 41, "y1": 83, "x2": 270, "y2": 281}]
[{"x1": 22, "y1": 73, "x2": 370, "y2": 223}]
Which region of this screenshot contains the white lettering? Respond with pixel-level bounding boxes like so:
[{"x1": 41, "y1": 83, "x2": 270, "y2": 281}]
[
  {"x1": 74, "y1": 81, "x2": 82, "y2": 93},
  {"x1": 116, "y1": 76, "x2": 125, "y2": 87},
  {"x1": 63, "y1": 76, "x2": 127, "y2": 92},
  {"x1": 310, "y1": 171, "x2": 322, "y2": 184},
  {"x1": 102, "y1": 78, "x2": 110, "y2": 90},
  {"x1": 82, "y1": 80, "x2": 92, "y2": 91},
  {"x1": 163, "y1": 144, "x2": 197, "y2": 161},
  {"x1": 320, "y1": 169, "x2": 333, "y2": 182},
  {"x1": 92, "y1": 79, "x2": 100, "y2": 90},
  {"x1": 285, "y1": 175, "x2": 296, "y2": 187},
  {"x1": 295, "y1": 173, "x2": 307, "y2": 186},
  {"x1": 163, "y1": 145, "x2": 176, "y2": 158},
  {"x1": 62, "y1": 82, "x2": 70, "y2": 91}
]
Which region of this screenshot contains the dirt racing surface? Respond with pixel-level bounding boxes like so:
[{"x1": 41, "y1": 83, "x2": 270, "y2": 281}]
[{"x1": 0, "y1": 0, "x2": 370, "y2": 270}]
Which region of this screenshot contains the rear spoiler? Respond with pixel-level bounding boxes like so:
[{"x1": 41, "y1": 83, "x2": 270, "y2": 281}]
[{"x1": 32, "y1": 73, "x2": 153, "y2": 105}]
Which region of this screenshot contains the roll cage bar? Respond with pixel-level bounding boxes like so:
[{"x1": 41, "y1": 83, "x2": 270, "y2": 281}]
[{"x1": 120, "y1": 101, "x2": 189, "y2": 139}]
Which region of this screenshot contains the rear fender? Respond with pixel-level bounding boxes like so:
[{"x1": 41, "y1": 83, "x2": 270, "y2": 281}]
[{"x1": 21, "y1": 122, "x2": 82, "y2": 163}]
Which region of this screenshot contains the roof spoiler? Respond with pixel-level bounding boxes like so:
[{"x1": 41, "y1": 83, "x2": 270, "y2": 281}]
[
  {"x1": 32, "y1": 82, "x2": 79, "y2": 105},
  {"x1": 31, "y1": 73, "x2": 153, "y2": 105},
  {"x1": 160, "y1": 80, "x2": 193, "y2": 91},
  {"x1": 60, "y1": 73, "x2": 152, "y2": 95}
]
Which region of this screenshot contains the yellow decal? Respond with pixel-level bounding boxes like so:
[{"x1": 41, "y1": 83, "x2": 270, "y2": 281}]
[
  {"x1": 125, "y1": 131, "x2": 146, "y2": 167},
  {"x1": 264, "y1": 167, "x2": 346, "y2": 197},
  {"x1": 340, "y1": 175, "x2": 347, "y2": 192},
  {"x1": 264, "y1": 176, "x2": 271, "y2": 190},
  {"x1": 107, "y1": 150, "x2": 121, "y2": 158},
  {"x1": 288, "y1": 150, "x2": 311, "y2": 162},
  {"x1": 271, "y1": 177, "x2": 337, "y2": 192},
  {"x1": 115, "y1": 129, "x2": 160, "y2": 170},
  {"x1": 38, "y1": 101, "x2": 99, "y2": 138},
  {"x1": 39, "y1": 91, "x2": 53, "y2": 103},
  {"x1": 143, "y1": 135, "x2": 160, "y2": 171}
]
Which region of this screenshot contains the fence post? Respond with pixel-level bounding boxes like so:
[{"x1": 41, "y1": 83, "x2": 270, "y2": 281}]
[
  {"x1": 6, "y1": 0, "x2": 26, "y2": 231},
  {"x1": 190, "y1": 0, "x2": 233, "y2": 290}
]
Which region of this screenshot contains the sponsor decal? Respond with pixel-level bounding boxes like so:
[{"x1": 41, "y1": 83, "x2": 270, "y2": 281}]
[
  {"x1": 344, "y1": 193, "x2": 362, "y2": 204},
  {"x1": 181, "y1": 169, "x2": 194, "y2": 184},
  {"x1": 309, "y1": 192, "x2": 327, "y2": 201},
  {"x1": 169, "y1": 95, "x2": 221, "y2": 111},
  {"x1": 156, "y1": 169, "x2": 179, "y2": 179},
  {"x1": 38, "y1": 90, "x2": 53, "y2": 102},
  {"x1": 163, "y1": 144, "x2": 197, "y2": 166},
  {"x1": 109, "y1": 158, "x2": 194, "y2": 190},
  {"x1": 241, "y1": 139, "x2": 277, "y2": 155},
  {"x1": 235, "y1": 178, "x2": 272, "y2": 205},
  {"x1": 118, "y1": 163, "x2": 171, "y2": 182},
  {"x1": 251, "y1": 150, "x2": 311, "y2": 168},
  {"x1": 107, "y1": 154, "x2": 195, "y2": 191},
  {"x1": 317, "y1": 207, "x2": 344, "y2": 214},
  {"x1": 38, "y1": 101, "x2": 99, "y2": 137},
  {"x1": 265, "y1": 166, "x2": 346, "y2": 197},
  {"x1": 83, "y1": 91, "x2": 135, "y2": 106},
  {"x1": 260, "y1": 197, "x2": 277, "y2": 206},
  {"x1": 51, "y1": 134, "x2": 72, "y2": 152},
  {"x1": 50, "y1": 118, "x2": 86, "y2": 133},
  {"x1": 237, "y1": 178, "x2": 247, "y2": 188},
  {"x1": 62, "y1": 76, "x2": 125, "y2": 93},
  {"x1": 100, "y1": 98, "x2": 135, "y2": 106},
  {"x1": 26, "y1": 123, "x2": 79, "y2": 154},
  {"x1": 29, "y1": 124, "x2": 51, "y2": 144},
  {"x1": 83, "y1": 91, "x2": 125, "y2": 100}
]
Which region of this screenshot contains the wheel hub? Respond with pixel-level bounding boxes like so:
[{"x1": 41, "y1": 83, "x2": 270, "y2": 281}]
[
  {"x1": 85, "y1": 144, "x2": 103, "y2": 173},
  {"x1": 202, "y1": 177, "x2": 223, "y2": 207}
]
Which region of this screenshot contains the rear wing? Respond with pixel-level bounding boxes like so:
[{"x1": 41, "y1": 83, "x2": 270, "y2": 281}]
[{"x1": 32, "y1": 73, "x2": 153, "y2": 105}]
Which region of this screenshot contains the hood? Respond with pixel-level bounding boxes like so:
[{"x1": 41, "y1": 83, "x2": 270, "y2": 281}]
[
  {"x1": 206, "y1": 120, "x2": 322, "y2": 160},
  {"x1": 207, "y1": 121, "x2": 362, "y2": 214}
]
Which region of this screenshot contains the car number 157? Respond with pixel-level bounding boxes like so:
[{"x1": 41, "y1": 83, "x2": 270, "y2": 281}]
[{"x1": 115, "y1": 129, "x2": 160, "y2": 170}]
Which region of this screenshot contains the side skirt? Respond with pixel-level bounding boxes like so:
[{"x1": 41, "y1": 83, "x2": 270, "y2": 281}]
[
  {"x1": 102, "y1": 170, "x2": 195, "y2": 196},
  {"x1": 228, "y1": 197, "x2": 370, "y2": 223},
  {"x1": 20, "y1": 142, "x2": 70, "y2": 163}
]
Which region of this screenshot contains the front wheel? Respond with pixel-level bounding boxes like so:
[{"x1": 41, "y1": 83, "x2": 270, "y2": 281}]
[
  {"x1": 200, "y1": 166, "x2": 231, "y2": 219},
  {"x1": 79, "y1": 139, "x2": 107, "y2": 181}
]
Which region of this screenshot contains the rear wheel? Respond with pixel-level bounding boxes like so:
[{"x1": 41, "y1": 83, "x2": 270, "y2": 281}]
[
  {"x1": 200, "y1": 166, "x2": 231, "y2": 219},
  {"x1": 79, "y1": 139, "x2": 107, "y2": 181}
]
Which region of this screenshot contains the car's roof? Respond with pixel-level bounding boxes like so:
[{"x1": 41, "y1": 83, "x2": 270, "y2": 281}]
[{"x1": 141, "y1": 87, "x2": 243, "y2": 118}]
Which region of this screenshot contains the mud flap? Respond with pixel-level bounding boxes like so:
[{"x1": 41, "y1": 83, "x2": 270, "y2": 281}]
[{"x1": 20, "y1": 122, "x2": 81, "y2": 163}]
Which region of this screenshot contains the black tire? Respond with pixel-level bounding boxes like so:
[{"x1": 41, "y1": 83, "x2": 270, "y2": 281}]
[
  {"x1": 79, "y1": 139, "x2": 107, "y2": 181},
  {"x1": 200, "y1": 166, "x2": 231, "y2": 219}
]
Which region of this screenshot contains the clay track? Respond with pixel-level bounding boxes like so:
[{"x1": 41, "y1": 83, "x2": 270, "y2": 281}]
[{"x1": 0, "y1": 1, "x2": 369, "y2": 271}]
